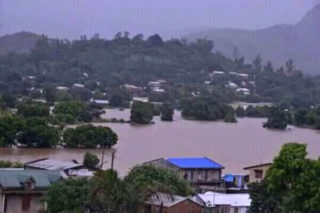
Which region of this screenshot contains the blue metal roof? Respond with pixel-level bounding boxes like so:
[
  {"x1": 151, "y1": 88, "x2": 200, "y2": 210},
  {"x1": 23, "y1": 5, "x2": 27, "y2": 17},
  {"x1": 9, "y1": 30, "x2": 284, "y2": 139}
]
[
  {"x1": 166, "y1": 157, "x2": 223, "y2": 169},
  {"x1": 223, "y1": 174, "x2": 235, "y2": 182}
]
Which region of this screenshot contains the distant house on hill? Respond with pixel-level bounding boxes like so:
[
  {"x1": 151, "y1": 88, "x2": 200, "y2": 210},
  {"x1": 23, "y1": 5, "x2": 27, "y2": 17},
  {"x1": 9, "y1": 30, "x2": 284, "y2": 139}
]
[
  {"x1": 144, "y1": 192, "x2": 204, "y2": 213},
  {"x1": 146, "y1": 157, "x2": 224, "y2": 186},
  {"x1": 236, "y1": 88, "x2": 250, "y2": 95},
  {"x1": 0, "y1": 170, "x2": 64, "y2": 213},
  {"x1": 90, "y1": 98, "x2": 109, "y2": 106},
  {"x1": 133, "y1": 96, "x2": 149, "y2": 103},
  {"x1": 24, "y1": 158, "x2": 94, "y2": 177},
  {"x1": 243, "y1": 162, "x2": 272, "y2": 183},
  {"x1": 73, "y1": 83, "x2": 85, "y2": 88}
]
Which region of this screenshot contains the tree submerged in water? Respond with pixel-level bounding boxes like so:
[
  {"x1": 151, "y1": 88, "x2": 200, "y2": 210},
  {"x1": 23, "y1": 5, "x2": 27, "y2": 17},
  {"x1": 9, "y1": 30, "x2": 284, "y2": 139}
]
[
  {"x1": 130, "y1": 101, "x2": 154, "y2": 124},
  {"x1": 224, "y1": 107, "x2": 237, "y2": 123},
  {"x1": 160, "y1": 103, "x2": 174, "y2": 121},
  {"x1": 263, "y1": 107, "x2": 288, "y2": 129}
]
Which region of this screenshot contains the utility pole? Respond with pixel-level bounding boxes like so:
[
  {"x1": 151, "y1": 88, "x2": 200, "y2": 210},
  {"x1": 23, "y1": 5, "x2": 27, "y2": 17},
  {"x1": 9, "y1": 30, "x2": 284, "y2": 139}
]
[
  {"x1": 100, "y1": 146, "x2": 106, "y2": 170},
  {"x1": 110, "y1": 150, "x2": 115, "y2": 171}
]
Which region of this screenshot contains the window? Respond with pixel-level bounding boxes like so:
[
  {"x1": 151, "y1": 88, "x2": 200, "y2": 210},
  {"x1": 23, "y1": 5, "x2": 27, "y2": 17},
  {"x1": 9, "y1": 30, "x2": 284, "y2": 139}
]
[
  {"x1": 254, "y1": 169, "x2": 263, "y2": 179},
  {"x1": 21, "y1": 195, "x2": 31, "y2": 211}
]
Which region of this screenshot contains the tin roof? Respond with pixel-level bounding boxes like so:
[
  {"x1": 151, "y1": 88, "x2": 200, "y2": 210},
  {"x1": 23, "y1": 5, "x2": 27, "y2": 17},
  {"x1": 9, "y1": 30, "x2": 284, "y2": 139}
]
[
  {"x1": 198, "y1": 192, "x2": 251, "y2": 207},
  {"x1": 146, "y1": 192, "x2": 203, "y2": 208},
  {"x1": 25, "y1": 158, "x2": 83, "y2": 171},
  {"x1": 243, "y1": 163, "x2": 272, "y2": 170},
  {"x1": 166, "y1": 157, "x2": 224, "y2": 169},
  {"x1": 0, "y1": 170, "x2": 63, "y2": 189}
]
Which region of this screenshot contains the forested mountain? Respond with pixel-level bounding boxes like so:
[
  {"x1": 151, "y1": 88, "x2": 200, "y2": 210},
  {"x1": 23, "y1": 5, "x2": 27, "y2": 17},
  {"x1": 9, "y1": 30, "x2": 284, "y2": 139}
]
[
  {"x1": 184, "y1": 4, "x2": 320, "y2": 75},
  {"x1": 0, "y1": 32, "x2": 39, "y2": 55}
]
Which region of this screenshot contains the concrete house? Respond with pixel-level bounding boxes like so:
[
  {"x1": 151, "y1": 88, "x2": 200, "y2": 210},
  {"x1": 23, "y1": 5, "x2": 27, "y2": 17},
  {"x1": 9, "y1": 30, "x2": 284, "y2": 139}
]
[
  {"x1": 144, "y1": 192, "x2": 204, "y2": 213},
  {"x1": 146, "y1": 157, "x2": 224, "y2": 186},
  {"x1": 0, "y1": 170, "x2": 64, "y2": 213},
  {"x1": 24, "y1": 158, "x2": 94, "y2": 177},
  {"x1": 243, "y1": 163, "x2": 272, "y2": 183}
]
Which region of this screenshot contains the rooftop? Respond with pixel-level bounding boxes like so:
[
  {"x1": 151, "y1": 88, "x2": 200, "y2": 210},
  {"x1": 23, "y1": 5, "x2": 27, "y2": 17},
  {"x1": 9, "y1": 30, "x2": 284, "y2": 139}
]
[
  {"x1": 0, "y1": 170, "x2": 64, "y2": 189},
  {"x1": 243, "y1": 162, "x2": 272, "y2": 170},
  {"x1": 25, "y1": 158, "x2": 83, "y2": 171},
  {"x1": 166, "y1": 157, "x2": 224, "y2": 169},
  {"x1": 147, "y1": 192, "x2": 202, "y2": 208},
  {"x1": 198, "y1": 192, "x2": 251, "y2": 207}
]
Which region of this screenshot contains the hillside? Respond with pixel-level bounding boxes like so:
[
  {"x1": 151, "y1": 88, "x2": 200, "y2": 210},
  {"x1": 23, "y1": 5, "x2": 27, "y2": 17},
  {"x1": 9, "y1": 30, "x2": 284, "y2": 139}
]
[
  {"x1": 185, "y1": 4, "x2": 320, "y2": 75},
  {"x1": 0, "y1": 32, "x2": 39, "y2": 55}
]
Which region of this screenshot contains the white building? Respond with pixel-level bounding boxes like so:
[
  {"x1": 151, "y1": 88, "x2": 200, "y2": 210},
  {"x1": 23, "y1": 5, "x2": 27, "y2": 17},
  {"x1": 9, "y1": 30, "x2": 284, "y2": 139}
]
[
  {"x1": 196, "y1": 192, "x2": 251, "y2": 213},
  {"x1": 227, "y1": 81, "x2": 238, "y2": 89},
  {"x1": 133, "y1": 97, "x2": 149, "y2": 103},
  {"x1": 152, "y1": 87, "x2": 165, "y2": 93},
  {"x1": 73, "y1": 83, "x2": 85, "y2": 88},
  {"x1": 90, "y1": 98, "x2": 109, "y2": 105},
  {"x1": 236, "y1": 88, "x2": 250, "y2": 95},
  {"x1": 148, "y1": 81, "x2": 161, "y2": 88}
]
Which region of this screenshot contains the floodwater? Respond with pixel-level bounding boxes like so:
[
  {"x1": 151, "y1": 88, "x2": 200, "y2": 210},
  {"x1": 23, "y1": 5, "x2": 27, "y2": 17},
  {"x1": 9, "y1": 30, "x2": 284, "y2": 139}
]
[{"x1": 1, "y1": 109, "x2": 320, "y2": 177}]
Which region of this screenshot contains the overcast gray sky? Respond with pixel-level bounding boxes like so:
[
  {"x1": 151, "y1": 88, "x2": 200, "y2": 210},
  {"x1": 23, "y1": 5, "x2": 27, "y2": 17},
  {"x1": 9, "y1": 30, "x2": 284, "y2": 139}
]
[{"x1": 0, "y1": 0, "x2": 317, "y2": 39}]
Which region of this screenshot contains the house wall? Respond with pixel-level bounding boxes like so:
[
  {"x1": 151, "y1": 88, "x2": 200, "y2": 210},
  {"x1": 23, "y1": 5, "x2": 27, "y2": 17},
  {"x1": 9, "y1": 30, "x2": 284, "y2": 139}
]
[
  {"x1": 147, "y1": 200, "x2": 204, "y2": 213},
  {"x1": 2, "y1": 194, "x2": 45, "y2": 213},
  {"x1": 182, "y1": 170, "x2": 221, "y2": 183},
  {"x1": 247, "y1": 165, "x2": 271, "y2": 183},
  {"x1": 213, "y1": 206, "x2": 248, "y2": 213}
]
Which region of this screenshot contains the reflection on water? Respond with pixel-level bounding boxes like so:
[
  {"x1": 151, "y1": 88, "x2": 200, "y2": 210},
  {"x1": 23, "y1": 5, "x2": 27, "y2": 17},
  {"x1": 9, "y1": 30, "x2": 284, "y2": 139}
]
[{"x1": 1, "y1": 109, "x2": 320, "y2": 177}]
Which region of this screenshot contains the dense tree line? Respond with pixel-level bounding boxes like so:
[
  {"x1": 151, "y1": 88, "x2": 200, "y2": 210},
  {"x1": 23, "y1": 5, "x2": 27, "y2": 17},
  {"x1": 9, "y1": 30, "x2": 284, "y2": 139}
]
[
  {"x1": 181, "y1": 96, "x2": 228, "y2": 121},
  {"x1": 63, "y1": 124, "x2": 118, "y2": 148},
  {"x1": 0, "y1": 112, "x2": 118, "y2": 148}
]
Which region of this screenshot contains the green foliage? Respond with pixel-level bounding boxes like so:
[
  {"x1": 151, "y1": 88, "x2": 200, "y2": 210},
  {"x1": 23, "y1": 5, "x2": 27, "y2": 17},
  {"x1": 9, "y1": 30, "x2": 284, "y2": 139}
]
[
  {"x1": 63, "y1": 124, "x2": 118, "y2": 148},
  {"x1": 53, "y1": 101, "x2": 92, "y2": 123},
  {"x1": 245, "y1": 105, "x2": 271, "y2": 118},
  {"x1": 88, "y1": 170, "x2": 128, "y2": 213},
  {"x1": 224, "y1": 107, "x2": 237, "y2": 123},
  {"x1": 83, "y1": 152, "x2": 100, "y2": 168},
  {"x1": 2, "y1": 94, "x2": 16, "y2": 108},
  {"x1": 294, "y1": 109, "x2": 308, "y2": 126},
  {"x1": 17, "y1": 117, "x2": 59, "y2": 147},
  {"x1": 130, "y1": 101, "x2": 154, "y2": 124},
  {"x1": 263, "y1": 107, "x2": 288, "y2": 129},
  {"x1": 124, "y1": 165, "x2": 193, "y2": 197},
  {"x1": 181, "y1": 96, "x2": 226, "y2": 121},
  {"x1": 249, "y1": 143, "x2": 320, "y2": 213},
  {"x1": 43, "y1": 83, "x2": 57, "y2": 103},
  {"x1": 0, "y1": 114, "x2": 25, "y2": 147},
  {"x1": 46, "y1": 178, "x2": 90, "y2": 213},
  {"x1": 248, "y1": 180, "x2": 276, "y2": 213},
  {"x1": 17, "y1": 102, "x2": 49, "y2": 117},
  {"x1": 161, "y1": 103, "x2": 174, "y2": 121},
  {"x1": 235, "y1": 106, "x2": 245, "y2": 117},
  {"x1": 152, "y1": 104, "x2": 161, "y2": 116},
  {"x1": 0, "y1": 160, "x2": 23, "y2": 168},
  {"x1": 109, "y1": 94, "x2": 123, "y2": 107}
]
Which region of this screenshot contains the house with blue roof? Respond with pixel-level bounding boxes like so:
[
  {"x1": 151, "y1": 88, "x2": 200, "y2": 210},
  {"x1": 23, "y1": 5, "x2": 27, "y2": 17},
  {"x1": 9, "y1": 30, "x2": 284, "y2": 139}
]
[{"x1": 146, "y1": 157, "x2": 224, "y2": 186}]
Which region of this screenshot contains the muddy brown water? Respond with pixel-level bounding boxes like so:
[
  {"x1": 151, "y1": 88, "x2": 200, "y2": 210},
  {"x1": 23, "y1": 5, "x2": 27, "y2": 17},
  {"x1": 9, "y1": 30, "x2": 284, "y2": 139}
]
[{"x1": 1, "y1": 109, "x2": 319, "y2": 177}]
